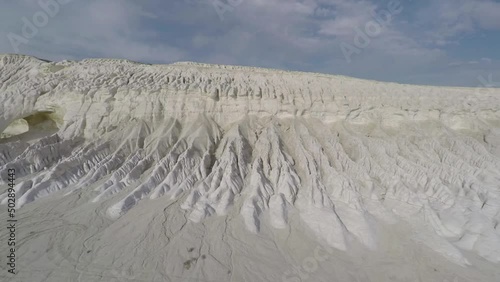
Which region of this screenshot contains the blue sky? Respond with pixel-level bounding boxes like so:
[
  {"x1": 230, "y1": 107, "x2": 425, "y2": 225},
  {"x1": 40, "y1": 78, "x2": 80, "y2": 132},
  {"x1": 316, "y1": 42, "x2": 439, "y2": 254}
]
[{"x1": 1, "y1": 0, "x2": 499, "y2": 87}]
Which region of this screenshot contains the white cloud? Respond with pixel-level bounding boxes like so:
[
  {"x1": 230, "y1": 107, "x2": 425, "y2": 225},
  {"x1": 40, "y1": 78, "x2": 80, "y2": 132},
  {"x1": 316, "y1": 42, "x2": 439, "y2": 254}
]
[
  {"x1": 0, "y1": 0, "x2": 185, "y2": 63},
  {"x1": 0, "y1": 0, "x2": 497, "y2": 86},
  {"x1": 416, "y1": 0, "x2": 500, "y2": 45}
]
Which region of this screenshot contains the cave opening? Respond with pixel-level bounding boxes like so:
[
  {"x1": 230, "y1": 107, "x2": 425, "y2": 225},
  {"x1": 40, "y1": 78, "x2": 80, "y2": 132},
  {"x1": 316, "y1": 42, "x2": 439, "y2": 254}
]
[{"x1": 0, "y1": 111, "x2": 61, "y2": 142}]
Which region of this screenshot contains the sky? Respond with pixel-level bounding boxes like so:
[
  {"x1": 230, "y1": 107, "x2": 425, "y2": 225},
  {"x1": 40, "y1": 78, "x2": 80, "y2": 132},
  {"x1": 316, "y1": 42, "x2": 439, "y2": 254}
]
[{"x1": 0, "y1": 0, "x2": 499, "y2": 87}]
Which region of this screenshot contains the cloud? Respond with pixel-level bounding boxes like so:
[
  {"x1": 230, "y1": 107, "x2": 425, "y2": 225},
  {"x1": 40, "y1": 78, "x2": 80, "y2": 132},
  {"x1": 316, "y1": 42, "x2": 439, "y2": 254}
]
[
  {"x1": 0, "y1": 0, "x2": 498, "y2": 86},
  {"x1": 316, "y1": 1, "x2": 378, "y2": 37},
  {"x1": 0, "y1": 0, "x2": 185, "y2": 63},
  {"x1": 416, "y1": 0, "x2": 500, "y2": 45}
]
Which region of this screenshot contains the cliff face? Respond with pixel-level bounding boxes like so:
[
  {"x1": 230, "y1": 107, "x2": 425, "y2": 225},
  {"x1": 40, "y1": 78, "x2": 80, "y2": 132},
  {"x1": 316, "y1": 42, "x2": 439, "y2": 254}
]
[
  {"x1": 1, "y1": 54, "x2": 499, "y2": 137},
  {"x1": 1, "y1": 54, "x2": 500, "y2": 281}
]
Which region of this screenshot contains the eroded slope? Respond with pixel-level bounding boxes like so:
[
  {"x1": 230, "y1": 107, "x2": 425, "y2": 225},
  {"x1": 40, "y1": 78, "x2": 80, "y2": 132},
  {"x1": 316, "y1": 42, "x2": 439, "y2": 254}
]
[{"x1": 1, "y1": 54, "x2": 500, "y2": 281}]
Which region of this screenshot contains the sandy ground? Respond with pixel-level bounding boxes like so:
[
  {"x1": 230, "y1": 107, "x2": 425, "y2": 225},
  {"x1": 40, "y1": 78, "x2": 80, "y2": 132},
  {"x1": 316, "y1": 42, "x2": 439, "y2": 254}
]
[{"x1": 1, "y1": 183, "x2": 499, "y2": 282}]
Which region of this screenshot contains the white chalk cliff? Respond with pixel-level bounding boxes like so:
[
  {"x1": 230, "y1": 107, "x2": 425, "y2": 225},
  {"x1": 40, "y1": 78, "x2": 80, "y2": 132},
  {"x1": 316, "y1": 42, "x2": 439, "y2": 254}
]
[{"x1": 1, "y1": 54, "x2": 500, "y2": 282}]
